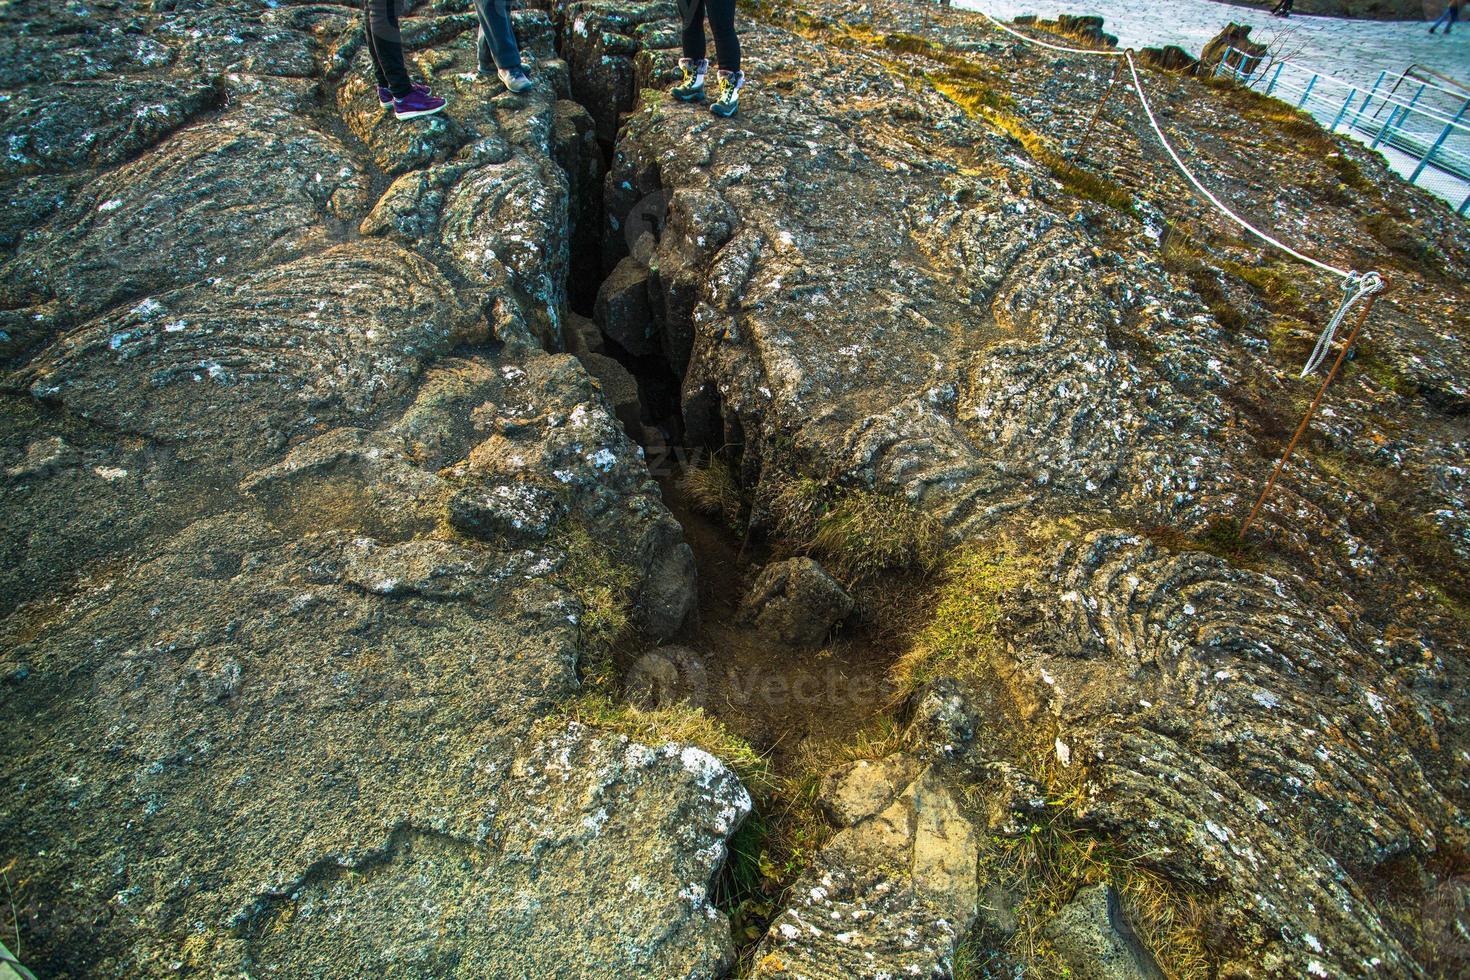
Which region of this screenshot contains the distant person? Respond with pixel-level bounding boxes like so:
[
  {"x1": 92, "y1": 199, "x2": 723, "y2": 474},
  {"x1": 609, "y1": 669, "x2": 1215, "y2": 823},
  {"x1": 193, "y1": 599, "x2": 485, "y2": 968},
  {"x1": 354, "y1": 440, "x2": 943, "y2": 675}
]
[
  {"x1": 363, "y1": 0, "x2": 446, "y2": 120},
  {"x1": 1271, "y1": 0, "x2": 1295, "y2": 17},
  {"x1": 475, "y1": 0, "x2": 533, "y2": 92},
  {"x1": 1428, "y1": 0, "x2": 1462, "y2": 33},
  {"x1": 671, "y1": 0, "x2": 745, "y2": 118}
]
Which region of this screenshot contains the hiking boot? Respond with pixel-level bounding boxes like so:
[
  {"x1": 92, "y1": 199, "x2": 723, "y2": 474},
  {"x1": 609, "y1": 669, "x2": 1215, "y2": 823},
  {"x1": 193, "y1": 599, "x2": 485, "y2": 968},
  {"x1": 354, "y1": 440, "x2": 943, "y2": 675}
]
[
  {"x1": 393, "y1": 89, "x2": 447, "y2": 121},
  {"x1": 379, "y1": 82, "x2": 431, "y2": 108},
  {"x1": 672, "y1": 58, "x2": 708, "y2": 102},
  {"x1": 498, "y1": 67, "x2": 533, "y2": 93},
  {"x1": 710, "y1": 69, "x2": 743, "y2": 118}
]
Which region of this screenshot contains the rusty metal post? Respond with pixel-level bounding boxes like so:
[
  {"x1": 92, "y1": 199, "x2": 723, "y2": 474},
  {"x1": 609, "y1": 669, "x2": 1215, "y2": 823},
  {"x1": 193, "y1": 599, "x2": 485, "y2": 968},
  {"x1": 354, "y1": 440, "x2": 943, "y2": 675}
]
[
  {"x1": 1083, "y1": 58, "x2": 1124, "y2": 141},
  {"x1": 1240, "y1": 279, "x2": 1392, "y2": 539}
]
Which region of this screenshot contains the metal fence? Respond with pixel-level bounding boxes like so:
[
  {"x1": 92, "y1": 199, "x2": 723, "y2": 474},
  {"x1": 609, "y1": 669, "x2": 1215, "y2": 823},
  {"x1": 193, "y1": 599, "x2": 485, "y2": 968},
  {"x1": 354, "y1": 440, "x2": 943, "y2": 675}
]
[{"x1": 1215, "y1": 48, "x2": 1470, "y2": 216}]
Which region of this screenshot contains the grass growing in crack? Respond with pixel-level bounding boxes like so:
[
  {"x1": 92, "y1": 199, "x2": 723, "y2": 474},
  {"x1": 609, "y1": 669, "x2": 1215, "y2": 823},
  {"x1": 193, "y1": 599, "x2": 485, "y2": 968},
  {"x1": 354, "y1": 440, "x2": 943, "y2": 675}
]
[
  {"x1": 984, "y1": 816, "x2": 1210, "y2": 978},
  {"x1": 1221, "y1": 259, "x2": 1305, "y2": 312},
  {"x1": 1158, "y1": 227, "x2": 1330, "y2": 371},
  {"x1": 552, "y1": 522, "x2": 633, "y2": 689},
  {"x1": 1144, "y1": 517, "x2": 1257, "y2": 566},
  {"x1": 932, "y1": 78, "x2": 1137, "y2": 214},
  {"x1": 788, "y1": 715, "x2": 913, "y2": 781},
  {"x1": 1160, "y1": 232, "x2": 1249, "y2": 332},
  {"x1": 892, "y1": 541, "x2": 1038, "y2": 698},
  {"x1": 1364, "y1": 211, "x2": 1441, "y2": 272},
  {"x1": 969, "y1": 764, "x2": 1210, "y2": 979},
  {"x1": 928, "y1": 72, "x2": 1015, "y2": 114},
  {"x1": 681, "y1": 453, "x2": 744, "y2": 530},
  {"x1": 771, "y1": 479, "x2": 945, "y2": 582},
  {"x1": 1352, "y1": 347, "x2": 1416, "y2": 397}
]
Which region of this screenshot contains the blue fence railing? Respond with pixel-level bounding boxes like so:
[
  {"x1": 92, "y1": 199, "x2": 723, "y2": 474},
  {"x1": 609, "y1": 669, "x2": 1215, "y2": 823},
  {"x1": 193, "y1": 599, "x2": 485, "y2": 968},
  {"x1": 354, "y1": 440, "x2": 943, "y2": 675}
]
[{"x1": 1215, "y1": 48, "x2": 1470, "y2": 216}]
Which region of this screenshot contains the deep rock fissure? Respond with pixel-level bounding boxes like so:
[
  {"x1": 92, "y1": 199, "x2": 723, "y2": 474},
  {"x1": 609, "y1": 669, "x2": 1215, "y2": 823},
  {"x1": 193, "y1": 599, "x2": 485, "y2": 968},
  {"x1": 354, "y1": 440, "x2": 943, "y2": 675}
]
[
  {"x1": 557, "y1": 113, "x2": 905, "y2": 759},
  {"x1": 550, "y1": 81, "x2": 917, "y2": 966}
]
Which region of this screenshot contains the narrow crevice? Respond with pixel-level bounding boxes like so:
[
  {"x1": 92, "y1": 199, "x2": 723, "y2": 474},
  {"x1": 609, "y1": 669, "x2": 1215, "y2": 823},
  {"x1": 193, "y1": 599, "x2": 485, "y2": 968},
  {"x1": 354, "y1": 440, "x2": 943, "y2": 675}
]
[
  {"x1": 558, "y1": 171, "x2": 917, "y2": 961},
  {"x1": 546, "y1": 26, "x2": 922, "y2": 973}
]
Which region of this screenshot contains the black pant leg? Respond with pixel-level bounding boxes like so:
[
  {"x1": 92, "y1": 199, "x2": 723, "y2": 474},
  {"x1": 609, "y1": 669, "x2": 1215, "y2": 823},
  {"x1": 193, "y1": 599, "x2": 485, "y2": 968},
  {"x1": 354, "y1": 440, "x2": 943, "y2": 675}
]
[
  {"x1": 680, "y1": 0, "x2": 707, "y2": 62},
  {"x1": 363, "y1": 0, "x2": 388, "y2": 86},
  {"x1": 365, "y1": 0, "x2": 412, "y2": 96},
  {"x1": 705, "y1": 0, "x2": 740, "y2": 73}
]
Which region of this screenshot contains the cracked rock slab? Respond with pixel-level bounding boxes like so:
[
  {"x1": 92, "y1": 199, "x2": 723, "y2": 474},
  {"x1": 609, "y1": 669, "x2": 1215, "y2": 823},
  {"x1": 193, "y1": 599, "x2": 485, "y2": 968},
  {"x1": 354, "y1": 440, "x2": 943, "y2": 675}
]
[{"x1": 753, "y1": 763, "x2": 978, "y2": 979}]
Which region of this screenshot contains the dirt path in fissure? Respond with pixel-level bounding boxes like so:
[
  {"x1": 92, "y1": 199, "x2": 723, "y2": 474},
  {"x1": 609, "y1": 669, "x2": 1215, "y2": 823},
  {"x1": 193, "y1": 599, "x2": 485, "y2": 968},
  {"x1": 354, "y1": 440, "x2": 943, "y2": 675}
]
[{"x1": 649, "y1": 475, "x2": 902, "y2": 775}]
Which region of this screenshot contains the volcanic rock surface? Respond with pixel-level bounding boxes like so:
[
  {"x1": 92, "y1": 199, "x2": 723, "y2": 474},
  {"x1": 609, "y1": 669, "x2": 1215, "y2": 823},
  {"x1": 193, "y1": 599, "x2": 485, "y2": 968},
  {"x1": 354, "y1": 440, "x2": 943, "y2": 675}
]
[
  {"x1": 3, "y1": 0, "x2": 1469, "y2": 978},
  {"x1": 2, "y1": 1, "x2": 719, "y2": 976}
]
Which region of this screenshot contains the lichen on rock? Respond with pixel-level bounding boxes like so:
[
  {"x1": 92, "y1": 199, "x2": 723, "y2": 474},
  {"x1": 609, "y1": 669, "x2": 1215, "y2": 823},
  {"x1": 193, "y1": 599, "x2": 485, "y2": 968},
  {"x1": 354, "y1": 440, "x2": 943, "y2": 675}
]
[{"x1": 3, "y1": 0, "x2": 1468, "y2": 977}]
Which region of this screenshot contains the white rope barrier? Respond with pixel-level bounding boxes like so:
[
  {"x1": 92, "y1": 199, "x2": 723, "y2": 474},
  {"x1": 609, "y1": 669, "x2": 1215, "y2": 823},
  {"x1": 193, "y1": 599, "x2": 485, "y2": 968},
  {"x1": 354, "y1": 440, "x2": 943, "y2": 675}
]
[
  {"x1": 1300, "y1": 271, "x2": 1385, "y2": 376},
  {"x1": 976, "y1": 9, "x2": 1125, "y2": 57},
  {"x1": 970, "y1": 11, "x2": 1386, "y2": 374}
]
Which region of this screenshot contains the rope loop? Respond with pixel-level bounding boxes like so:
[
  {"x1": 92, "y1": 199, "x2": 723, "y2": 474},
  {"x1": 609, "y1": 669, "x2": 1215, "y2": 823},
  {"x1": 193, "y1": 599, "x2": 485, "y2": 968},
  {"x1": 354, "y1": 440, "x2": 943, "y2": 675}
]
[{"x1": 1300, "y1": 270, "x2": 1384, "y2": 377}]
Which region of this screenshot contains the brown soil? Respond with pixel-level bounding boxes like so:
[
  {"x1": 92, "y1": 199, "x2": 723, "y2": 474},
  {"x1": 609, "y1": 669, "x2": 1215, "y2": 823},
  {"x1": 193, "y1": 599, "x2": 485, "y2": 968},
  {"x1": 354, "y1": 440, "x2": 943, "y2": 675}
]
[{"x1": 641, "y1": 473, "x2": 905, "y2": 774}]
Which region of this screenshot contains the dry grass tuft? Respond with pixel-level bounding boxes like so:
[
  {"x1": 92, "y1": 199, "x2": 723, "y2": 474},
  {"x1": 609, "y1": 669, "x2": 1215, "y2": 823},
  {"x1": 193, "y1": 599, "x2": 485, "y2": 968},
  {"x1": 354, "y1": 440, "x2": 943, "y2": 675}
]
[
  {"x1": 552, "y1": 523, "x2": 633, "y2": 688},
  {"x1": 681, "y1": 454, "x2": 744, "y2": 529},
  {"x1": 971, "y1": 764, "x2": 1211, "y2": 979},
  {"x1": 892, "y1": 541, "x2": 1037, "y2": 698},
  {"x1": 771, "y1": 480, "x2": 945, "y2": 583},
  {"x1": 559, "y1": 692, "x2": 775, "y2": 797}
]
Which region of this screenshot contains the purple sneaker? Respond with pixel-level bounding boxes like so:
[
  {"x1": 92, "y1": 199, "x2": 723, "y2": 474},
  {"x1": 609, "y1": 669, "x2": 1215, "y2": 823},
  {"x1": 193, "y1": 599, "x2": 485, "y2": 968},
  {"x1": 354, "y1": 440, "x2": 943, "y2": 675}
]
[
  {"x1": 393, "y1": 89, "x2": 447, "y2": 121},
  {"x1": 379, "y1": 82, "x2": 432, "y2": 108}
]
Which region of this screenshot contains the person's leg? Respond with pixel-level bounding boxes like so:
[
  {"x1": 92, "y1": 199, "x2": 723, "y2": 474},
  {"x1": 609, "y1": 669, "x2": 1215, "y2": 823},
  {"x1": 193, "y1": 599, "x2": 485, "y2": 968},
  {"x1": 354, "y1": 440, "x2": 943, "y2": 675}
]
[
  {"x1": 366, "y1": 0, "x2": 412, "y2": 96},
  {"x1": 703, "y1": 0, "x2": 742, "y2": 117},
  {"x1": 474, "y1": 0, "x2": 523, "y2": 73},
  {"x1": 362, "y1": 0, "x2": 390, "y2": 89},
  {"x1": 705, "y1": 0, "x2": 740, "y2": 74},
  {"x1": 673, "y1": 0, "x2": 710, "y2": 101},
  {"x1": 681, "y1": 0, "x2": 708, "y2": 63}
]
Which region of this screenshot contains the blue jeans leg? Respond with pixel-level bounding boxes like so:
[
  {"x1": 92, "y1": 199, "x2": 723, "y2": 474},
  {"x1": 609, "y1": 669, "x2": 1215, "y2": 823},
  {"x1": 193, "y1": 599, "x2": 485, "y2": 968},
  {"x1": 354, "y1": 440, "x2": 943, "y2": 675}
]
[{"x1": 476, "y1": 0, "x2": 522, "y2": 72}]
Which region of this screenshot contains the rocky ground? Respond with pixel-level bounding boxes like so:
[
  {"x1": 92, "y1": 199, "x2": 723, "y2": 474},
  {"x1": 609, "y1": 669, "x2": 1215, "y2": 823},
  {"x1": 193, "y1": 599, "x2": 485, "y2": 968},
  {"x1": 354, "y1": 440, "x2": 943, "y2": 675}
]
[{"x1": 2, "y1": 0, "x2": 1468, "y2": 978}]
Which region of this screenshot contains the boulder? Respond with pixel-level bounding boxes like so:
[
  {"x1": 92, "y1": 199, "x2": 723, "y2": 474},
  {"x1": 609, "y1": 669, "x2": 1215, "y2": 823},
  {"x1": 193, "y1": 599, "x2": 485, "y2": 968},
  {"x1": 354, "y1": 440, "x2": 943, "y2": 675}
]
[
  {"x1": 1043, "y1": 884, "x2": 1166, "y2": 980},
  {"x1": 594, "y1": 255, "x2": 658, "y2": 357},
  {"x1": 624, "y1": 645, "x2": 709, "y2": 710},
  {"x1": 563, "y1": 309, "x2": 606, "y2": 358},
  {"x1": 580, "y1": 351, "x2": 644, "y2": 439},
  {"x1": 245, "y1": 721, "x2": 751, "y2": 977},
  {"x1": 752, "y1": 766, "x2": 979, "y2": 977},
  {"x1": 633, "y1": 514, "x2": 699, "y2": 639},
  {"x1": 909, "y1": 677, "x2": 982, "y2": 754},
  {"x1": 816, "y1": 753, "x2": 920, "y2": 827},
  {"x1": 1057, "y1": 14, "x2": 1119, "y2": 48},
  {"x1": 1138, "y1": 45, "x2": 1200, "y2": 74},
  {"x1": 648, "y1": 188, "x2": 740, "y2": 375},
  {"x1": 1199, "y1": 23, "x2": 1267, "y2": 75},
  {"x1": 738, "y1": 557, "x2": 854, "y2": 647}
]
